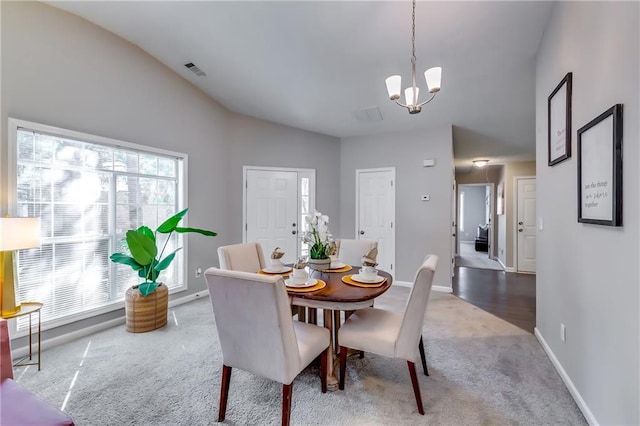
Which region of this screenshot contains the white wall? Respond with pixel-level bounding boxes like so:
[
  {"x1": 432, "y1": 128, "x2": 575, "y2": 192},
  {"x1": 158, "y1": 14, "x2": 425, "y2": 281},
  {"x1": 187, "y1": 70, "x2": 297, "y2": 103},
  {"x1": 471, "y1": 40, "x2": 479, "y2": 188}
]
[
  {"x1": 340, "y1": 126, "x2": 453, "y2": 289},
  {"x1": 535, "y1": 2, "x2": 639, "y2": 424}
]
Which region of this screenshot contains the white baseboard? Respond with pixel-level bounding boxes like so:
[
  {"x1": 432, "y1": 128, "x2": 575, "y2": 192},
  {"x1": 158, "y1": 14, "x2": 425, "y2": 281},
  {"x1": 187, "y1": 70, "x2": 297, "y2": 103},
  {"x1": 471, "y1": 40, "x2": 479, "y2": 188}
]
[
  {"x1": 11, "y1": 290, "x2": 210, "y2": 360},
  {"x1": 534, "y1": 327, "x2": 598, "y2": 426},
  {"x1": 389, "y1": 280, "x2": 451, "y2": 293},
  {"x1": 505, "y1": 266, "x2": 516, "y2": 272}
]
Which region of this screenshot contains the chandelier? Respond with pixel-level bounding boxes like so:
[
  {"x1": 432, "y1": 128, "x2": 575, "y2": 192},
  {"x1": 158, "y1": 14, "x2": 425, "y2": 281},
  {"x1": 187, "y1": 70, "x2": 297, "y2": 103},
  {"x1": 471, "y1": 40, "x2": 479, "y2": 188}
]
[{"x1": 385, "y1": 0, "x2": 442, "y2": 114}]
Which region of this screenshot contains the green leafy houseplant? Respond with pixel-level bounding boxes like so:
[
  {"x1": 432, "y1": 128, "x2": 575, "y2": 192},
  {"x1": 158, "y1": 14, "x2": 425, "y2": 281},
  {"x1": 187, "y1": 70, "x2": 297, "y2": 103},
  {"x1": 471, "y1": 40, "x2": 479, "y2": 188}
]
[{"x1": 110, "y1": 208, "x2": 216, "y2": 296}]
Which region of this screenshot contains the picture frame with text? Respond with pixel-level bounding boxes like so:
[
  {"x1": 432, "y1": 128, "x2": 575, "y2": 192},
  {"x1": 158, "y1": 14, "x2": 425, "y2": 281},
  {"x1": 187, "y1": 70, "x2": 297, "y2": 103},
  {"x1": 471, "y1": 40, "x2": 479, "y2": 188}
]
[
  {"x1": 577, "y1": 104, "x2": 623, "y2": 226},
  {"x1": 548, "y1": 72, "x2": 572, "y2": 166}
]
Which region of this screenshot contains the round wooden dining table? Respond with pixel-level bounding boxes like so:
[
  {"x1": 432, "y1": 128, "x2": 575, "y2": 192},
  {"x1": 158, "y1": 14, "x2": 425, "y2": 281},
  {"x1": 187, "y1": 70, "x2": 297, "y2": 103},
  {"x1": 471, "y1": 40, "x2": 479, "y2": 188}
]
[{"x1": 286, "y1": 266, "x2": 393, "y2": 391}]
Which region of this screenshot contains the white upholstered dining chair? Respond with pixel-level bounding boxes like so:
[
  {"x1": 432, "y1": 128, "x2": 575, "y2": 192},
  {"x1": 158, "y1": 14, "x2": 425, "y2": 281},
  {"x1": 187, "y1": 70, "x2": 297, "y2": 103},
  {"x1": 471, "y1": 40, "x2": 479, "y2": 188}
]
[
  {"x1": 205, "y1": 268, "x2": 330, "y2": 426},
  {"x1": 335, "y1": 239, "x2": 378, "y2": 266},
  {"x1": 338, "y1": 254, "x2": 438, "y2": 415},
  {"x1": 217, "y1": 242, "x2": 266, "y2": 273}
]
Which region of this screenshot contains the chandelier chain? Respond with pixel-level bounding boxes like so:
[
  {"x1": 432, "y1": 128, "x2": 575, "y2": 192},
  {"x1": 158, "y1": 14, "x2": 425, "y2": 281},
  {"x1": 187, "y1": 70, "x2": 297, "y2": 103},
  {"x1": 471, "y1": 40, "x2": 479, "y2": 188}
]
[{"x1": 411, "y1": 0, "x2": 416, "y2": 66}]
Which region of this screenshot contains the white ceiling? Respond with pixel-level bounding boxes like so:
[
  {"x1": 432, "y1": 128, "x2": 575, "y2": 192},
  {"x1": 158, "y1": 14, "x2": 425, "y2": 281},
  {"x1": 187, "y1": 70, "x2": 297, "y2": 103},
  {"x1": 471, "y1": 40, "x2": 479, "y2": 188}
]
[{"x1": 47, "y1": 1, "x2": 554, "y2": 169}]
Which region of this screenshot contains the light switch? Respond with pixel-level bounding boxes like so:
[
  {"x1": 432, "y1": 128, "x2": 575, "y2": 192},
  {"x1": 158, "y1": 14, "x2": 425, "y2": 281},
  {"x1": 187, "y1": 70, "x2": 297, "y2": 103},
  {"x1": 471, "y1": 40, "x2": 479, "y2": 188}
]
[{"x1": 423, "y1": 159, "x2": 435, "y2": 167}]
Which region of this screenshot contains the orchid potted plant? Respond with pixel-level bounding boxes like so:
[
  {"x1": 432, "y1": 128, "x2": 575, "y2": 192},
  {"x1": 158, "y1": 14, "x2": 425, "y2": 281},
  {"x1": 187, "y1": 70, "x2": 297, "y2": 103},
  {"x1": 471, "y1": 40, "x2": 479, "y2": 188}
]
[{"x1": 302, "y1": 211, "x2": 335, "y2": 270}]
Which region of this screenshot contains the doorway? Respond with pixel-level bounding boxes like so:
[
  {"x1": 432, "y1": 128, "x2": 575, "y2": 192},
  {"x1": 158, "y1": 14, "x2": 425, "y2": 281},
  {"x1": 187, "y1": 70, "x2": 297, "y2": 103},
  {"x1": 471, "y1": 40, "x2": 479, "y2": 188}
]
[
  {"x1": 243, "y1": 166, "x2": 315, "y2": 264},
  {"x1": 355, "y1": 167, "x2": 395, "y2": 276},
  {"x1": 456, "y1": 183, "x2": 503, "y2": 271}
]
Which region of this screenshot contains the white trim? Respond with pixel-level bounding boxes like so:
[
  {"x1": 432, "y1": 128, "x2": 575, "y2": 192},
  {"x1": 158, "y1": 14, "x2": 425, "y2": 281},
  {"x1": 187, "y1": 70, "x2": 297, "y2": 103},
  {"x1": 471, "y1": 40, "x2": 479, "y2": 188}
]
[
  {"x1": 355, "y1": 167, "x2": 396, "y2": 276},
  {"x1": 10, "y1": 290, "x2": 210, "y2": 359},
  {"x1": 534, "y1": 328, "x2": 598, "y2": 426},
  {"x1": 513, "y1": 175, "x2": 536, "y2": 273},
  {"x1": 505, "y1": 267, "x2": 516, "y2": 273},
  {"x1": 393, "y1": 281, "x2": 452, "y2": 293}
]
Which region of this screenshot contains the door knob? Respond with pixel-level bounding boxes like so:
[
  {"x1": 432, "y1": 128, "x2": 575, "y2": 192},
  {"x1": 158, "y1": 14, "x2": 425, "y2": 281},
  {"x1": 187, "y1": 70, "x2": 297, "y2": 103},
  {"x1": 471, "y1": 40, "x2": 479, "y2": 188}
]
[
  {"x1": 292, "y1": 223, "x2": 296, "y2": 227},
  {"x1": 518, "y1": 229, "x2": 523, "y2": 232},
  {"x1": 292, "y1": 230, "x2": 297, "y2": 235},
  {"x1": 518, "y1": 221, "x2": 523, "y2": 225},
  {"x1": 359, "y1": 230, "x2": 365, "y2": 235}
]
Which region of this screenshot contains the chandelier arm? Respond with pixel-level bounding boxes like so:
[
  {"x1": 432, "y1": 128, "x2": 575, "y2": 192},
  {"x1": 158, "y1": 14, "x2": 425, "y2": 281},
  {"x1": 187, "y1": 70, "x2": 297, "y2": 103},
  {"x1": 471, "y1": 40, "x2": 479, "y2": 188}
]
[
  {"x1": 417, "y1": 92, "x2": 437, "y2": 108},
  {"x1": 395, "y1": 100, "x2": 409, "y2": 108}
]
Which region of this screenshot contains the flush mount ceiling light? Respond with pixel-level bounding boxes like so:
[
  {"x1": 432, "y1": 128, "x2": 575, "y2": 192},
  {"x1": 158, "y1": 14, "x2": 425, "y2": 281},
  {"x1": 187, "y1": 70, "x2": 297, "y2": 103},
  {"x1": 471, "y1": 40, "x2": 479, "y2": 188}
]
[
  {"x1": 385, "y1": 0, "x2": 442, "y2": 115},
  {"x1": 472, "y1": 160, "x2": 489, "y2": 168}
]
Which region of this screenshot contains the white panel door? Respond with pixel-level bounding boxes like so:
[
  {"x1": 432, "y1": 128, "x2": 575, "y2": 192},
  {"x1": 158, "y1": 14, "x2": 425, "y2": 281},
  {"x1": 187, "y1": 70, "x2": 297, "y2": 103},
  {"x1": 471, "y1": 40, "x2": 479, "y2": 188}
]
[
  {"x1": 246, "y1": 169, "x2": 298, "y2": 264},
  {"x1": 356, "y1": 168, "x2": 395, "y2": 275},
  {"x1": 516, "y1": 178, "x2": 536, "y2": 273}
]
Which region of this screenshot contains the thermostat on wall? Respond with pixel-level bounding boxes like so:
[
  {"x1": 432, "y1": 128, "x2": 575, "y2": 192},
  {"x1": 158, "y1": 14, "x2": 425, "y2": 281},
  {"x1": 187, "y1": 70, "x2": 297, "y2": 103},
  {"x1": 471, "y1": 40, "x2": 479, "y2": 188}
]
[{"x1": 423, "y1": 159, "x2": 436, "y2": 167}]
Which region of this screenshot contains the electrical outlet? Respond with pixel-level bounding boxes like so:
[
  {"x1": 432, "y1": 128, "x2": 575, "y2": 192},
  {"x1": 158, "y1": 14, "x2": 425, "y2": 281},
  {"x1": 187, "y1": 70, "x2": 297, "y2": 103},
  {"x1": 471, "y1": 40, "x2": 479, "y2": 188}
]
[
  {"x1": 560, "y1": 323, "x2": 566, "y2": 343},
  {"x1": 195, "y1": 267, "x2": 202, "y2": 278}
]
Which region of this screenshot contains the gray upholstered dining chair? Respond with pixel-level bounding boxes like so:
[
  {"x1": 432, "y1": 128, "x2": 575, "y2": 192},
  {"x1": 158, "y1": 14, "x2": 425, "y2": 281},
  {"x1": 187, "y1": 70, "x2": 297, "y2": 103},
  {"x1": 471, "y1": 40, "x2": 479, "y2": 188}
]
[
  {"x1": 217, "y1": 242, "x2": 266, "y2": 272},
  {"x1": 205, "y1": 267, "x2": 329, "y2": 426},
  {"x1": 338, "y1": 255, "x2": 438, "y2": 415},
  {"x1": 335, "y1": 239, "x2": 378, "y2": 266}
]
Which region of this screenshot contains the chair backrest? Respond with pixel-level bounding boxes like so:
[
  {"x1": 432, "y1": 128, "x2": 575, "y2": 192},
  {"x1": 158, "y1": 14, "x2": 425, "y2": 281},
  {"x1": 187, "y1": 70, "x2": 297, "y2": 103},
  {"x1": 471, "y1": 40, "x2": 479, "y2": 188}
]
[
  {"x1": 217, "y1": 242, "x2": 266, "y2": 273},
  {"x1": 204, "y1": 268, "x2": 301, "y2": 384},
  {"x1": 336, "y1": 239, "x2": 378, "y2": 266},
  {"x1": 396, "y1": 255, "x2": 438, "y2": 361}
]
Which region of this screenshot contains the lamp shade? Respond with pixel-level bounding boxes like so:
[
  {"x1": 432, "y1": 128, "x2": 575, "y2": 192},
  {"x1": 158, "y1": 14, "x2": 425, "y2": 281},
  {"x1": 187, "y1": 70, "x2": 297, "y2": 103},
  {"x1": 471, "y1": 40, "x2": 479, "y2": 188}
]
[
  {"x1": 0, "y1": 218, "x2": 41, "y2": 251},
  {"x1": 404, "y1": 87, "x2": 420, "y2": 106},
  {"x1": 425, "y1": 67, "x2": 442, "y2": 93},
  {"x1": 385, "y1": 75, "x2": 402, "y2": 100}
]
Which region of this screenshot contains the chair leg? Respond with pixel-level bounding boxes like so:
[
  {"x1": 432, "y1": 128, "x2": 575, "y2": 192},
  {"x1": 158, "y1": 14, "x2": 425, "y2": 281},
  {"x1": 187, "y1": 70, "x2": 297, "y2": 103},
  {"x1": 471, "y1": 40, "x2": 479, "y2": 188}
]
[
  {"x1": 418, "y1": 336, "x2": 429, "y2": 376},
  {"x1": 407, "y1": 361, "x2": 424, "y2": 415},
  {"x1": 282, "y1": 383, "x2": 293, "y2": 426},
  {"x1": 218, "y1": 365, "x2": 232, "y2": 422},
  {"x1": 320, "y1": 347, "x2": 328, "y2": 393},
  {"x1": 339, "y1": 346, "x2": 347, "y2": 390}
]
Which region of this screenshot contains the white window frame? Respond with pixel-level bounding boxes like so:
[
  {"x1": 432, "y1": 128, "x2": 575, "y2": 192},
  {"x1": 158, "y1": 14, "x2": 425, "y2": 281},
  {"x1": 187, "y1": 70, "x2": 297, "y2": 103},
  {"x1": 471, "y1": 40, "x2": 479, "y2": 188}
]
[{"x1": 6, "y1": 118, "x2": 189, "y2": 335}]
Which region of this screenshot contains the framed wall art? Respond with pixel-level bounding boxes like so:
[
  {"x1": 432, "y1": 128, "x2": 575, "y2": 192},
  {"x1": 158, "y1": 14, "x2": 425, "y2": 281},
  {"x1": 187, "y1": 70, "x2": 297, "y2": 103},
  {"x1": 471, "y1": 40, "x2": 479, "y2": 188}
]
[
  {"x1": 577, "y1": 104, "x2": 623, "y2": 226},
  {"x1": 548, "y1": 72, "x2": 572, "y2": 166}
]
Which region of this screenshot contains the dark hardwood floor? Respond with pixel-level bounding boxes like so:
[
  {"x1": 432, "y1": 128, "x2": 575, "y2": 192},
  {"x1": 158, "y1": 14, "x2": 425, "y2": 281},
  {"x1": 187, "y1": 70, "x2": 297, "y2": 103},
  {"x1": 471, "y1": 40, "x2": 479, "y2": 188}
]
[{"x1": 452, "y1": 266, "x2": 536, "y2": 333}]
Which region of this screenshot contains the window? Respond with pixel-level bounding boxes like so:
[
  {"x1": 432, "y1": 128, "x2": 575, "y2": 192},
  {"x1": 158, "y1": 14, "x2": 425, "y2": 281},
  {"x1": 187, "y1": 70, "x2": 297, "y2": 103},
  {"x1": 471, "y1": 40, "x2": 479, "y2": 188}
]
[{"x1": 9, "y1": 119, "x2": 186, "y2": 331}]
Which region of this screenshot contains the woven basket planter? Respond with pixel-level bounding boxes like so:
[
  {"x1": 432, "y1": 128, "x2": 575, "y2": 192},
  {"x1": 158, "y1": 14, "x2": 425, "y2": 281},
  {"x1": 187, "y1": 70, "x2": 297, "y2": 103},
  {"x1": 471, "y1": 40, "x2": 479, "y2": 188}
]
[{"x1": 125, "y1": 283, "x2": 168, "y2": 333}]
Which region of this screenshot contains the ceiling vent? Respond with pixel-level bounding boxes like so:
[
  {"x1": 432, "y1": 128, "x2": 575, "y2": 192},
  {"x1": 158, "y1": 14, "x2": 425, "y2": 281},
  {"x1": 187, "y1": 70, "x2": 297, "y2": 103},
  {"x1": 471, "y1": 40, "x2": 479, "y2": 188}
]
[
  {"x1": 354, "y1": 106, "x2": 383, "y2": 123},
  {"x1": 184, "y1": 62, "x2": 206, "y2": 77}
]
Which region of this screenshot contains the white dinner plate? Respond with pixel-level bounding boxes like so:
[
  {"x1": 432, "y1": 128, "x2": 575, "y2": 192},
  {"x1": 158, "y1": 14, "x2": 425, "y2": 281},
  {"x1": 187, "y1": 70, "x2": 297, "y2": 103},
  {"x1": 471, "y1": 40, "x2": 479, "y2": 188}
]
[
  {"x1": 351, "y1": 274, "x2": 385, "y2": 284},
  {"x1": 262, "y1": 266, "x2": 293, "y2": 274},
  {"x1": 285, "y1": 278, "x2": 318, "y2": 288},
  {"x1": 329, "y1": 262, "x2": 346, "y2": 269}
]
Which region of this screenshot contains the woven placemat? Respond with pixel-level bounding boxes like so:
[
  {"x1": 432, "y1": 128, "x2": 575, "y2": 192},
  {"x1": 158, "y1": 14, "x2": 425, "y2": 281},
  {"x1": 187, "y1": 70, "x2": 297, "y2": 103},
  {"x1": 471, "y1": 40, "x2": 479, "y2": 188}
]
[
  {"x1": 286, "y1": 279, "x2": 326, "y2": 293},
  {"x1": 341, "y1": 274, "x2": 387, "y2": 288},
  {"x1": 258, "y1": 268, "x2": 292, "y2": 278},
  {"x1": 322, "y1": 264, "x2": 352, "y2": 273}
]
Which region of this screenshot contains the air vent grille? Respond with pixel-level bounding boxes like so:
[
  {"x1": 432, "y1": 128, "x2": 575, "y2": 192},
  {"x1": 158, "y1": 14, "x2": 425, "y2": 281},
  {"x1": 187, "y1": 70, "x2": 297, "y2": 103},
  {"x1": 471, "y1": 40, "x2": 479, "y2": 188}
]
[
  {"x1": 354, "y1": 106, "x2": 383, "y2": 123},
  {"x1": 184, "y1": 62, "x2": 207, "y2": 77}
]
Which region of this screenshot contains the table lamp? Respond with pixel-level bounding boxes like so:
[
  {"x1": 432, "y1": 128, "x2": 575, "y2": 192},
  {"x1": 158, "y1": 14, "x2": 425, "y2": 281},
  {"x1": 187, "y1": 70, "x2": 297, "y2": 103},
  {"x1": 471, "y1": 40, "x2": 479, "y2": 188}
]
[{"x1": 0, "y1": 217, "x2": 41, "y2": 317}]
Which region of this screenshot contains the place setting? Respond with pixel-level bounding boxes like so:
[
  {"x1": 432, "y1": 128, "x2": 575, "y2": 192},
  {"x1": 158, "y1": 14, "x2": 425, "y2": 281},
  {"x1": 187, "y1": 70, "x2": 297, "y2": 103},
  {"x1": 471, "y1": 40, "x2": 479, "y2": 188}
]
[
  {"x1": 322, "y1": 252, "x2": 352, "y2": 273},
  {"x1": 285, "y1": 258, "x2": 326, "y2": 293},
  {"x1": 342, "y1": 248, "x2": 387, "y2": 288},
  {"x1": 258, "y1": 247, "x2": 293, "y2": 277}
]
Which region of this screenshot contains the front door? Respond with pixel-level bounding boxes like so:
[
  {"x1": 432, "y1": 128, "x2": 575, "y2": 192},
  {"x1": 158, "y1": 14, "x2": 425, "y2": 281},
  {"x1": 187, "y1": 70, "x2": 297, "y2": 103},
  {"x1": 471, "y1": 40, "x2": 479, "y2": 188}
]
[
  {"x1": 356, "y1": 168, "x2": 395, "y2": 275},
  {"x1": 516, "y1": 177, "x2": 536, "y2": 273},
  {"x1": 245, "y1": 169, "x2": 298, "y2": 264}
]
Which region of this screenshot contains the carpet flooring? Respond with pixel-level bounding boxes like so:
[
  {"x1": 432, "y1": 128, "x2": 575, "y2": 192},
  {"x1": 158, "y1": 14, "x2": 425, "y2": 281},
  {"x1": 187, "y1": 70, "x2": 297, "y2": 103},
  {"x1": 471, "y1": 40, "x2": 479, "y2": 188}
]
[
  {"x1": 456, "y1": 242, "x2": 504, "y2": 271},
  {"x1": 13, "y1": 288, "x2": 585, "y2": 425}
]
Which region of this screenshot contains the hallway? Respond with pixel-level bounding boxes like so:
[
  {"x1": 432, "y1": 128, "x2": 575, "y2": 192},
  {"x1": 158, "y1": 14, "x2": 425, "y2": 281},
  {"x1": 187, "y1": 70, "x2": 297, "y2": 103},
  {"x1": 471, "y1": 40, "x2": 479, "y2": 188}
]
[{"x1": 452, "y1": 266, "x2": 535, "y2": 333}]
